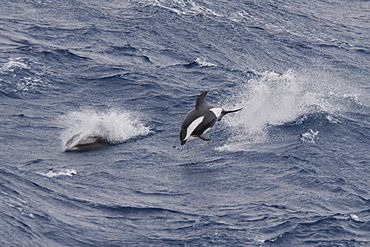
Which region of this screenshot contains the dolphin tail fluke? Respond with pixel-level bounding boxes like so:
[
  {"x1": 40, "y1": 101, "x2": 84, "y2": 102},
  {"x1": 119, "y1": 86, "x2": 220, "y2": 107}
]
[
  {"x1": 224, "y1": 108, "x2": 243, "y2": 114},
  {"x1": 219, "y1": 108, "x2": 243, "y2": 121}
]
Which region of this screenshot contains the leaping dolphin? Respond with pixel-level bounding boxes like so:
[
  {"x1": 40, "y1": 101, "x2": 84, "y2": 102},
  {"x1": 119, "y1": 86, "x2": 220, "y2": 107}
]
[{"x1": 180, "y1": 91, "x2": 242, "y2": 145}]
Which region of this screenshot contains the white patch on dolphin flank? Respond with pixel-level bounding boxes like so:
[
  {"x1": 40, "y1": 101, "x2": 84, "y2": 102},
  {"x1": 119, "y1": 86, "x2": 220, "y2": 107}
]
[
  {"x1": 185, "y1": 116, "x2": 204, "y2": 141},
  {"x1": 210, "y1": 107, "x2": 222, "y2": 118}
]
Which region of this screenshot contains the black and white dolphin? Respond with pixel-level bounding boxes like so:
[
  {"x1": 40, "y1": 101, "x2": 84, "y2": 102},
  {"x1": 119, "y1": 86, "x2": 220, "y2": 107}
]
[{"x1": 180, "y1": 91, "x2": 242, "y2": 145}]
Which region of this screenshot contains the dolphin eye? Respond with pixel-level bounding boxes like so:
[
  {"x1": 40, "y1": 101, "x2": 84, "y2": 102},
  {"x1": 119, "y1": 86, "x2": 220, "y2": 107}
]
[{"x1": 182, "y1": 127, "x2": 186, "y2": 129}]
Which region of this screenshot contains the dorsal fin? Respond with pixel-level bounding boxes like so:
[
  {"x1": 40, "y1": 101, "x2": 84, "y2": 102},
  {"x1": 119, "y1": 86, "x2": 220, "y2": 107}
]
[{"x1": 195, "y1": 91, "x2": 208, "y2": 109}]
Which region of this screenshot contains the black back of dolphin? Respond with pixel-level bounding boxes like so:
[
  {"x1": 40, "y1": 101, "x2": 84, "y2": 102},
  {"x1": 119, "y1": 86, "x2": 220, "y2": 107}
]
[{"x1": 180, "y1": 91, "x2": 242, "y2": 145}]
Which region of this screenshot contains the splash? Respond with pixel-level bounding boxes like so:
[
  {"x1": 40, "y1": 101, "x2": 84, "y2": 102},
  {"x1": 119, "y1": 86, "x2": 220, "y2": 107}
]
[
  {"x1": 224, "y1": 70, "x2": 318, "y2": 139},
  {"x1": 60, "y1": 109, "x2": 152, "y2": 149},
  {"x1": 218, "y1": 68, "x2": 366, "y2": 151}
]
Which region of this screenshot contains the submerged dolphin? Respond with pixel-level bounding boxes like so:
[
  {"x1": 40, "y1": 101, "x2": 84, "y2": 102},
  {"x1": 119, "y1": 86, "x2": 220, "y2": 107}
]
[
  {"x1": 64, "y1": 132, "x2": 106, "y2": 151},
  {"x1": 180, "y1": 91, "x2": 242, "y2": 145}
]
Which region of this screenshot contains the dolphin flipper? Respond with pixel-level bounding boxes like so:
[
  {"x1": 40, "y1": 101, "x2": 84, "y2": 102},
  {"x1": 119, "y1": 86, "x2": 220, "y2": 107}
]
[{"x1": 199, "y1": 135, "x2": 211, "y2": 141}]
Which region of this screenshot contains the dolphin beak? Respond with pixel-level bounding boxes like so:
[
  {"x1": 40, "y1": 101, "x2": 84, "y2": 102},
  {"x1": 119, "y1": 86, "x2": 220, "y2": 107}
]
[{"x1": 181, "y1": 140, "x2": 186, "y2": 145}]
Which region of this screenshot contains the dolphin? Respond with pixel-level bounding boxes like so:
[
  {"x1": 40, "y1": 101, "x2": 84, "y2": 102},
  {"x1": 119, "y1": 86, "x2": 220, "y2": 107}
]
[
  {"x1": 180, "y1": 91, "x2": 242, "y2": 145},
  {"x1": 64, "y1": 132, "x2": 106, "y2": 151}
]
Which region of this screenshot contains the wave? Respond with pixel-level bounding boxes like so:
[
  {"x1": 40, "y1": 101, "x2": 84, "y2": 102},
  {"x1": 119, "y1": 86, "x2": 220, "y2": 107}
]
[
  {"x1": 147, "y1": 0, "x2": 221, "y2": 17},
  {"x1": 263, "y1": 213, "x2": 370, "y2": 246},
  {"x1": 0, "y1": 57, "x2": 57, "y2": 98},
  {"x1": 0, "y1": 57, "x2": 30, "y2": 72},
  {"x1": 59, "y1": 109, "x2": 153, "y2": 150}
]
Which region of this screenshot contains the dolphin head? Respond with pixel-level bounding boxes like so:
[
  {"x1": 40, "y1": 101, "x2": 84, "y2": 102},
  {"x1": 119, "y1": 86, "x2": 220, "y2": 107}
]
[
  {"x1": 180, "y1": 110, "x2": 206, "y2": 145},
  {"x1": 180, "y1": 126, "x2": 187, "y2": 145},
  {"x1": 180, "y1": 117, "x2": 192, "y2": 145}
]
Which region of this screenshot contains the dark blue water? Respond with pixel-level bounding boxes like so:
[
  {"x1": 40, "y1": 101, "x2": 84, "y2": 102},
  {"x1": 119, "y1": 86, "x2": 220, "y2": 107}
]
[{"x1": 1, "y1": 0, "x2": 370, "y2": 246}]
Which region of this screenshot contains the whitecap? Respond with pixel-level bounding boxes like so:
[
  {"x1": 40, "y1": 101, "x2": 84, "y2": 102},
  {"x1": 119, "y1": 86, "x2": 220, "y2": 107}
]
[
  {"x1": 0, "y1": 57, "x2": 57, "y2": 95},
  {"x1": 326, "y1": 114, "x2": 339, "y2": 124},
  {"x1": 194, "y1": 57, "x2": 217, "y2": 67},
  {"x1": 349, "y1": 213, "x2": 360, "y2": 222},
  {"x1": 147, "y1": 0, "x2": 221, "y2": 17},
  {"x1": 38, "y1": 169, "x2": 77, "y2": 178},
  {"x1": 0, "y1": 57, "x2": 29, "y2": 73},
  {"x1": 300, "y1": 129, "x2": 319, "y2": 144}
]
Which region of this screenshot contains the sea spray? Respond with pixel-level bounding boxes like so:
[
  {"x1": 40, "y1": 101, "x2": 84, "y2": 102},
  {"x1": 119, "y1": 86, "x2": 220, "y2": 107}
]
[
  {"x1": 218, "y1": 70, "x2": 321, "y2": 151},
  {"x1": 60, "y1": 109, "x2": 152, "y2": 149}
]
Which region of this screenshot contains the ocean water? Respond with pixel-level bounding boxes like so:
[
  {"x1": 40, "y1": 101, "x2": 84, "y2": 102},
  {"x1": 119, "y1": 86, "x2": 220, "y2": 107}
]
[{"x1": 1, "y1": 0, "x2": 370, "y2": 246}]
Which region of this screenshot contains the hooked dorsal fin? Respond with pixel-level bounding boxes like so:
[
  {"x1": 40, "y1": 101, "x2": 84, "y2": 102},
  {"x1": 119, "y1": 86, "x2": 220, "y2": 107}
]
[{"x1": 195, "y1": 91, "x2": 208, "y2": 109}]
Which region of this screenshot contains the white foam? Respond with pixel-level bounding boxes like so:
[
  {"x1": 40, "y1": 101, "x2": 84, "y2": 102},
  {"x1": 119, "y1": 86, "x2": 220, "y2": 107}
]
[
  {"x1": 350, "y1": 213, "x2": 360, "y2": 222},
  {"x1": 0, "y1": 57, "x2": 29, "y2": 72},
  {"x1": 195, "y1": 57, "x2": 217, "y2": 67},
  {"x1": 0, "y1": 57, "x2": 57, "y2": 93},
  {"x1": 300, "y1": 129, "x2": 319, "y2": 144},
  {"x1": 148, "y1": 0, "x2": 221, "y2": 17},
  {"x1": 60, "y1": 109, "x2": 152, "y2": 148},
  {"x1": 38, "y1": 169, "x2": 77, "y2": 178},
  {"x1": 326, "y1": 114, "x2": 339, "y2": 124}
]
